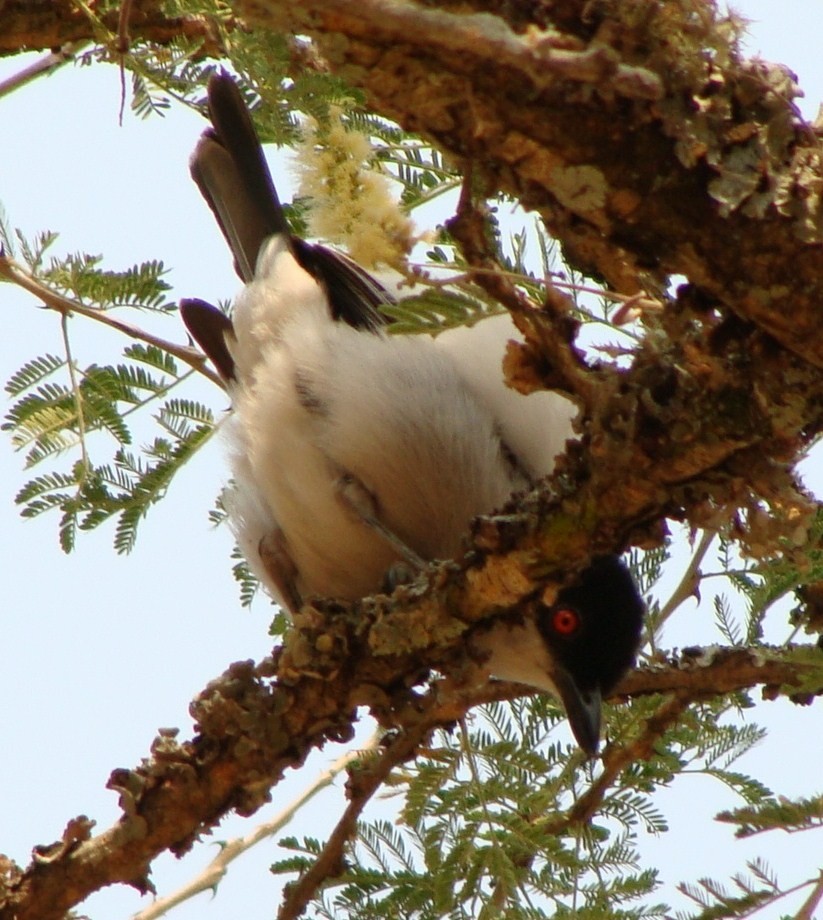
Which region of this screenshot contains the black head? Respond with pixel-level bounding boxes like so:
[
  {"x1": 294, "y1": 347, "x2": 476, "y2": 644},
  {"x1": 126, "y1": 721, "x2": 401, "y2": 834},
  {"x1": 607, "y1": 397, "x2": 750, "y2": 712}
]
[{"x1": 534, "y1": 554, "x2": 644, "y2": 754}]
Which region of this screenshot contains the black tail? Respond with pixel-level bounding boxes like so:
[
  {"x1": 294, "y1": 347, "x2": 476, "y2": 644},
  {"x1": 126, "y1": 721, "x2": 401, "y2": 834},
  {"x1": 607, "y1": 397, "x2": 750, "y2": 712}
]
[
  {"x1": 191, "y1": 70, "x2": 289, "y2": 282},
  {"x1": 187, "y1": 70, "x2": 392, "y2": 347}
]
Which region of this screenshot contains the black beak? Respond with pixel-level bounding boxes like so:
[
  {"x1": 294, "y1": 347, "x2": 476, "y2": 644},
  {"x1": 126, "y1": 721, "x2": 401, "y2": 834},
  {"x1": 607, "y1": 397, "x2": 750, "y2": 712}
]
[{"x1": 552, "y1": 669, "x2": 602, "y2": 756}]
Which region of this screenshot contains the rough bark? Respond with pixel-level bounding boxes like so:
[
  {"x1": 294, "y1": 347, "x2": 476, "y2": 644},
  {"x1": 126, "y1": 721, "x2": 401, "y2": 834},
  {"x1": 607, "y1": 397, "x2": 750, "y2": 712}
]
[
  {"x1": 0, "y1": 0, "x2": 227, "y2": 57},
  {"x1": 239, "y1": 0, "x2": 823, "y2": 367},
  {"x1": 2, "y1": 612, "x2": 820, "y2": 920},
  {"x1": 2, "y1": 0, "x2": 823, "y2": 917}
]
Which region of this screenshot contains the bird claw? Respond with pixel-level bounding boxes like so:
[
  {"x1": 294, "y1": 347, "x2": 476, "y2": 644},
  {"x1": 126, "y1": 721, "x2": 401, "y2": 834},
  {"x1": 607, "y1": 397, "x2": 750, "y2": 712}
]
[
  {"x1": 258, "y1": 528, "x2": 303, "y2": 613},
  {"x1": 334, "y1": 472, "x2": 427, "y2": 571}
]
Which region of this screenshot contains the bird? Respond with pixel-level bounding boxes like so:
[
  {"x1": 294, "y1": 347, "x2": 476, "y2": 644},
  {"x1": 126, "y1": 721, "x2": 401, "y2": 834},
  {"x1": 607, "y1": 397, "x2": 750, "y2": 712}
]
[{"x1": 180, "y1": 71, "x2": 644, "y2": 754}]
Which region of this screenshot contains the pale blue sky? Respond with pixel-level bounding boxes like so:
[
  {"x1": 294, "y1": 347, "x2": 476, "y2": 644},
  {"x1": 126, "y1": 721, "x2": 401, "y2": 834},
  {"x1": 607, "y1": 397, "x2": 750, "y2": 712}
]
[{"x1": 1, "y1": 3, "x2": 821, "y2": 918}]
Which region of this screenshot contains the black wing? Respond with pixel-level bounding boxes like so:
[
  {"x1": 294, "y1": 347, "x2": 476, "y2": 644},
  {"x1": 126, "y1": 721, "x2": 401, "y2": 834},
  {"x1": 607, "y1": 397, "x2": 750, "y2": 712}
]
[
  {"x1": 192, "y1": 70, "x2": 391, "y2": 331},
  {"x1": 292, "y1": 238, "x2": 392, "y2": 332},
  {"x1": 179, "y1": 297, "x2": 236, "y2": 384}
]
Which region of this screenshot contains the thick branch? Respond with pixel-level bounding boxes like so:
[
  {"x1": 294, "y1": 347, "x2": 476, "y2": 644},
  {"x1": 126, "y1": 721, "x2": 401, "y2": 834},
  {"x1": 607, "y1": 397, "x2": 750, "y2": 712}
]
[
  {"x1": 243, "y1": 0, "x2": 823, "y2": 369},
  {"x1": 11, "y1": 0, "x2": 822, "y2": 376},
  {"x1": 1, "y1": 609, "x2": 820, "y2": 920},
  {"x1": 0, "y1": 0, "x2": 227, "y2": 57},
  {"x1": 3, "y1": 2, "x2": 823, "y2": 917},
  {"x1": 131, "y1": 735, "x2": 380, "y2": 920}
]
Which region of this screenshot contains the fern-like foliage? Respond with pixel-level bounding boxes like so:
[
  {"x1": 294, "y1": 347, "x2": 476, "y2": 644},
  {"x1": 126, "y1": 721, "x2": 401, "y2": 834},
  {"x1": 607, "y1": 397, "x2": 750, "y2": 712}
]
[
  {"x1": 270, "y1": 661, "x2": 782, "y2": 919},
  {"x1": 717, "y1": 793, "x2": 823, "y2": 837},
  {"x1": 674, "y1": 797, "x2": 823, "y2": 919},
  {"x1": 5, "y1": 38, "x2": 823, "y2": 920},
  {"x1": 382, "y1": 285, "x2": 503, "y2": 335},
  {"x1": 672, "y1": 853, "x2": 823, "y2": 920},
  {"x1": 42, "y1": 251, "x2": 173, "y2": 310},
  {"x1": 676, "y1": 865, "x2": 778, "y2": 920},
  {"x1": 8, "y1": 386, "x2": 214, "y2": 554},
  {"x1": 4, "y1": 229, "x2": 215, "y2": 552}
]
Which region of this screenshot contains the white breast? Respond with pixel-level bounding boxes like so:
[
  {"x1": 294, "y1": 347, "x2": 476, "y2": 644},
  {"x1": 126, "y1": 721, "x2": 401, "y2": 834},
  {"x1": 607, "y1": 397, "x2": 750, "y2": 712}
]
[{"x1": 224, "y1": 241, "x2": 576, "y2": 607}]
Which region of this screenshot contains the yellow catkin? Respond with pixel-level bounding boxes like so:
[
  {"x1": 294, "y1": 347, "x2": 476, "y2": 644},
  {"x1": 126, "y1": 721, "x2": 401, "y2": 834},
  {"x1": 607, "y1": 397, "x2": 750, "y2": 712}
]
[{"x1": 294, "y1": 108, "x2": 416, "y2": 269}]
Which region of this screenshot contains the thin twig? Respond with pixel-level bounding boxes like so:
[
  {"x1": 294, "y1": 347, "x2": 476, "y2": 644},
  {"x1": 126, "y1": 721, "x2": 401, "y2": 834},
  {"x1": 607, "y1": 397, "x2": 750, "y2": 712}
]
[
  {"x1": 59, "y1": 312, "x2": 90, "y2": 475},
  {"x1": 133, "y1": 733, "x2": 381, "y2": 920},
  {"x1": 686, "y1": 867, "x2": 823, "y2": 919},
  {"x1": 117, "y1": 0, "x2": 133, "y2": 124},
  {"x1": 794, "y1": 869, "x2": 823, "y2": 920},
  {"x1": 649, "y1": 529, "x2": 716, "y2": 647},
  {"x1": 277, "y1": 721, "x2": 434, "y2": 920},
  {"x1": 408, "y1": 260, "x2": 663, "y2": 314},
  {"x1": 0, "y1": 43, "x2": 88, "y2": 100},
  {"x1": 445, "y1": 180, "x2": 598, "y2": 405},
  {"x1": 547, "y1": 692, "x2": 692, "y2": 832},
  {"x1": 458, "y1": 719, "x2": 512, "y2": 911},
  {"x1": 0, "y1": 252, "x2": 224, "y2": 389},
  {"x1": 280, "y1": 676, "x2": 706, "y2": 918}
]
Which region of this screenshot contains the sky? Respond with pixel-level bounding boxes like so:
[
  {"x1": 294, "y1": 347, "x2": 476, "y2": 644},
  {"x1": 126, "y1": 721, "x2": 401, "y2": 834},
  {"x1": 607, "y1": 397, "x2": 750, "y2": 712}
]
[{"x1": 0, "y1": 3, "x2": 821, "y2": 918}]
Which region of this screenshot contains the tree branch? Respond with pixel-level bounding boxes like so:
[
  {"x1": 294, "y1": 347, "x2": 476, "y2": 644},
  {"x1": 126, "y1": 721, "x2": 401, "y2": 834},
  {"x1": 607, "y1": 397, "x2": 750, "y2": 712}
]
[
  {"x1": 277, "y1": 723, "x2": 432, "y2": 919},
  {"x1": 1, "y1": 610, "x2": 820, "y2": 920},
  {"x1": 242, "y1": 0, "x2": 823, "y2": 369},
  {"x1": 0, "y1": 42, "x2": 86, "y2": 98},
  {"x1": 0, "y1": 0, "x2": 228, "y2": 57},
  {"x1": 132, "y1": 734, "x2": 381, "y2": 920},
  {"x1": 3, "y1": 1, "x2": 823, "y2": 917},
  {"x1": 0, "y1": 252, "x2": 224, "y2": 389},
  {"x1": 446, "y1": 178, "x2": 598, "y2": 406},
  {"x1": 552, "y1": 692, "x2": 692, "y2": 832},
  {"x1": 796, "y1": 870, "x2": 823, "y2": 920}
]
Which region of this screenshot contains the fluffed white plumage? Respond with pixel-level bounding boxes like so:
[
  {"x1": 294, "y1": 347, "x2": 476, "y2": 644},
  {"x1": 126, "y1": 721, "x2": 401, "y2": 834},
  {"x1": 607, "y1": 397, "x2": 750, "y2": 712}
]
[
  {"x1": 179, "y1": 75, "x2": 577, "y2": 609},
  {"x1": 223, "y1": 235, "x2": 575, "y2": 603},
  {"x1": 181, "y1": 73, "x2": 644, "y2": 754}
]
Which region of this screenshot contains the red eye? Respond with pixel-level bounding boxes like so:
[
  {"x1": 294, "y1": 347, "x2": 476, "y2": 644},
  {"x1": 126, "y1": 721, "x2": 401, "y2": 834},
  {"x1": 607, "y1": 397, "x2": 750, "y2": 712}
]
[{"x1": 552, "y1": 607, "x2": 580, "y2": 636}]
